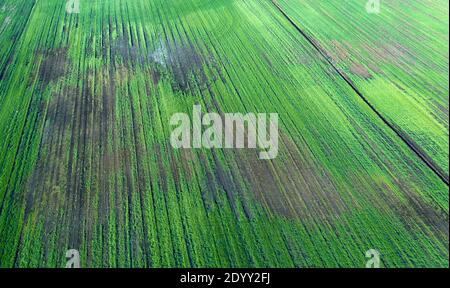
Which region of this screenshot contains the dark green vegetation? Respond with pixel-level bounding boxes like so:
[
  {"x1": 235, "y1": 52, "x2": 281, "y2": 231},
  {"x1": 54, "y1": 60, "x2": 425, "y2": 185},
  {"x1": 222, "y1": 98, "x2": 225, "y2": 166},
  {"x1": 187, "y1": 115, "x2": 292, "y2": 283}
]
[{"x1": 0, "y1": 0, "x2": 448, "y2": 267}]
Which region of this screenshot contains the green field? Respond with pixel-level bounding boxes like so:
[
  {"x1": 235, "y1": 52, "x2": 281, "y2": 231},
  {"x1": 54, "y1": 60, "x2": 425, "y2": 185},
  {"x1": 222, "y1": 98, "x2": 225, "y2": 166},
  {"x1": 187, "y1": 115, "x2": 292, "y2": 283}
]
[{"x1": 0, "y1": 0, "x2": 448, "y2": 267}]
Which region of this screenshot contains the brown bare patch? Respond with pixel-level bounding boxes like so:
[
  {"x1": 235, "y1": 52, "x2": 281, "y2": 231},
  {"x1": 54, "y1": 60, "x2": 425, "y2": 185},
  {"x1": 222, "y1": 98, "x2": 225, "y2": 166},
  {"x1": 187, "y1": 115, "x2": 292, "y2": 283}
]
[
  {"x1": 22, "y1": 62, "x2": 119, "y2": 259},
  {"x1": 378, "y1": 180, "x2": 449, "y2": 245},
  {"x1": 331, "y1": 40, "x2": 350, "y2": 62},
  {"x1": 367, "y1": 63, "x2": 383, "y2": 74},
  {"x1": 381, "y1": 43, "x2": 410, "y2": 60},
  {"x1": 362, "y1": 42, "x2": 412, "y2": 65},
  {"x1": 113, "y1": 32, "x2": 222, "y2": 94},
  {"x1": 112, "y1": 35, "x2": 144, "y2": 64},
  {"x1": 36, "y1": 47, "x2": 70, "y2": 89},
  {"x1": 165, "y1": 42, "x2": 215, "y2": 93},
  {"x1": 349, "y1": 63, "x2": 373, "y2": 79},
  {"x1": 227, "y1": 130, "x2": 349, "y2": 220}
]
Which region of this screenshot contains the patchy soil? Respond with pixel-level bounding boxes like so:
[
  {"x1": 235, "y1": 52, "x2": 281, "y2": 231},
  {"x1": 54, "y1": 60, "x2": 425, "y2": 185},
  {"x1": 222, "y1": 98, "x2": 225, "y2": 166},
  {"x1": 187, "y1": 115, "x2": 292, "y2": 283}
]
[
  {"x1": 330, "y1": 40, "x2": 350, "y2": 62},
  {"x1": 362, "y1": 42, "x2": 412, "y2": 65},
  {"x1": 203, "y1": 130, "x2": 350, "y2": 220},
  {"x1": 113, "y1": 33, "x2": 220, "y2": 94},
  {"x1": 329, "y1": 40, "x2": 373, "y2": 79},
  {"x1": 36, "y1": 47, "x2": 70, "y2": 89},
  {"x1": 378, "y1": 180, "x2": 449, "y2": 246},
  {"x1": 23, "y1": 62, "x2": 118, "y2": 256},
  {"x1": 252, "y1": 131, "x2": 347, "y2": 220},
  {"x1": 349, "y1": 63, "x2": 372, "y2": 79}
]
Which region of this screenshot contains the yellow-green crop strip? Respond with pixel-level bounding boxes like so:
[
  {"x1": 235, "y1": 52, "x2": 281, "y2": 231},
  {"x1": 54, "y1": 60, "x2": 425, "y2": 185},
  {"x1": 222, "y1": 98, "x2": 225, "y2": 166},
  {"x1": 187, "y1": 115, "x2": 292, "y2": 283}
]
[{"x1": 0, "y1": 0, "x2": 448, "y2": 267}]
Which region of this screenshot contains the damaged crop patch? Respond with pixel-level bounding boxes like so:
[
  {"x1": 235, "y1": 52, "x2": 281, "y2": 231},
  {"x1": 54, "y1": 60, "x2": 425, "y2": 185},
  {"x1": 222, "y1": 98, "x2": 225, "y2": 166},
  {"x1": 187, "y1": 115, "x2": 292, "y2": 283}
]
[
  {"x1": 232, "y1": 131, "x2": 348, "y2": 220},
  {"x1": 35, "y1": 47, "x2": 70, "y2": 89},
  {"x1": 112, "y1": 34, "x2": 221, "y2": 94},
  {"x1": 19, "y1": 63, "x2": 119, "y2": 262},
  {"x1": 151, "y1": 40, "x2": 221, "y2": 94}
]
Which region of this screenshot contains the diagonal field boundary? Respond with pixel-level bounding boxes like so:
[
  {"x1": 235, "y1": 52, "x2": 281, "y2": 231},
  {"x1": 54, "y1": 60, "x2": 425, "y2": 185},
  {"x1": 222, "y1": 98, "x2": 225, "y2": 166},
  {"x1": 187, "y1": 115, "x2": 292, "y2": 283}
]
[{"x1": 271, "y1": 0, "x2": 449, "y2": 186}]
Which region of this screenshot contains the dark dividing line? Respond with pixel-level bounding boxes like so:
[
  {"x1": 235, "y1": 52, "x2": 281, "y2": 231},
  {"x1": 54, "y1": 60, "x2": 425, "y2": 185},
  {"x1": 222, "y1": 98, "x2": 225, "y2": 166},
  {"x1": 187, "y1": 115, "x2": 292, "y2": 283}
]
[{"x1": 271, "y1": 0, "x2": 449, "y2": 186}]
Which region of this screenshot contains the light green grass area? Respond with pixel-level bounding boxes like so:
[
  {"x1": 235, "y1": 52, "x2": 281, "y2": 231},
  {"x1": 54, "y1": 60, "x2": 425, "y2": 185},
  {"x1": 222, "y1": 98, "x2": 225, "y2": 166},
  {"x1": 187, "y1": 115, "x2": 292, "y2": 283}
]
[{"x1": 0, "y1": 0, "x2": 448, "y2": 267}]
